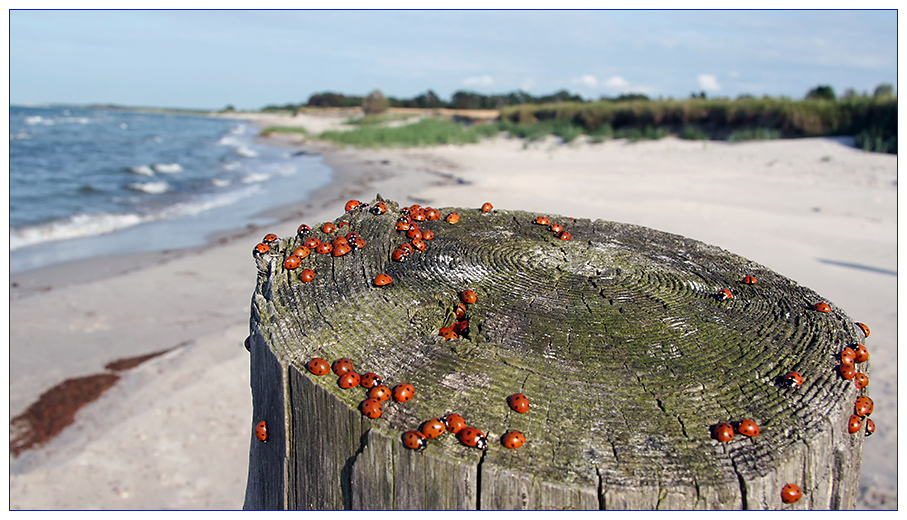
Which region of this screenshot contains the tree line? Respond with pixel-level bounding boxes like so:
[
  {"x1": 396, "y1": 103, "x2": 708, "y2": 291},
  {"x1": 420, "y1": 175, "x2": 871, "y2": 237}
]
[{"x1": 262, "y1": 84, "x2": 894, "y2": 114}]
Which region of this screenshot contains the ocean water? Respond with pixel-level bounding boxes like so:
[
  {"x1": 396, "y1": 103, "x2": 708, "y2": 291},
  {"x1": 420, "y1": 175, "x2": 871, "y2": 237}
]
[{"x1": 9, "y1": 106, "x2": 331, "y2": 273}]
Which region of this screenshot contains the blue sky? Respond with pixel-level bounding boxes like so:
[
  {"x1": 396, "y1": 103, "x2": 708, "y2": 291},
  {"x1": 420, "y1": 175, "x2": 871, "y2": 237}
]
[{"x1": 8, "y1": 9, "x2": 899, "y2": 110}]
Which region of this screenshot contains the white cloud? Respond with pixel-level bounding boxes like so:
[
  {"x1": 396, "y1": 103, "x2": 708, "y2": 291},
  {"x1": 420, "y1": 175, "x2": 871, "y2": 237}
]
[
  {"x1": 572, "y1": 74, "x2": 598, "y2": 89},
  {"x1": 697, "y1": 74, "x2": 721, "y2": 92},
  {"x1": 604, "y1": 76, "x2": 630, "y2": 90},
  {"x1": 462, "y1": 75, "x2": 494, "y2": 88}
]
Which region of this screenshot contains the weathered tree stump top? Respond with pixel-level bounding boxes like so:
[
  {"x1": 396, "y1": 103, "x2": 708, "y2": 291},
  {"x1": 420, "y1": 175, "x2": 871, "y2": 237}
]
[{"x1": 245, "y1": 198, "x2": 868, "y2": 510}]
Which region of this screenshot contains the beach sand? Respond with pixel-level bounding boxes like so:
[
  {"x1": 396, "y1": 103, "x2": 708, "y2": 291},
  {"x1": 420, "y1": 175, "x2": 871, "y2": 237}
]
[{"x1": 8, "y1": 112, "x2": 898, "y2": 509}]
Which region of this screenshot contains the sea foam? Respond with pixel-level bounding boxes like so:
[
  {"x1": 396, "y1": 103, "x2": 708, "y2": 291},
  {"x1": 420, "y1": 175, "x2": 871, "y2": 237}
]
[
  {"x1": 152, "y1": 163, "x2": 183, "y2": 174},
  {"x1": 127, "y1": 181, "x2": 170, "y2": 194}
]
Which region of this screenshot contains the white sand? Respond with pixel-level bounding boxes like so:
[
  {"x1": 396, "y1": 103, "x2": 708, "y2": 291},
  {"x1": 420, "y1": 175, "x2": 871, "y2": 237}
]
[{"x1": 8, "y1": 113, "x2": 898, "y2": 510}]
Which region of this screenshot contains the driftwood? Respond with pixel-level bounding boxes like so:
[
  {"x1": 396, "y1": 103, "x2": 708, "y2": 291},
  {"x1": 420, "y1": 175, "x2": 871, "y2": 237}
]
[{"x1": 243, "y1": 198, "x2": 867, "y2": 510}]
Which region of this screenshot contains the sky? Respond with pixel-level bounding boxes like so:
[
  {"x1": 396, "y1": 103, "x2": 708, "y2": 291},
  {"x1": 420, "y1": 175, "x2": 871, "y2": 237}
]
[{"x1": 7, "y1": 9, "x2": 900, "y2": 110}]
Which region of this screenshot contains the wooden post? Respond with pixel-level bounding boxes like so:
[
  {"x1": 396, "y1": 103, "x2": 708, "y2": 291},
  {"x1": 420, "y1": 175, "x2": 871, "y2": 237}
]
[{"x1": 244, "y1": 199, "x2": 867, "y2": 510}]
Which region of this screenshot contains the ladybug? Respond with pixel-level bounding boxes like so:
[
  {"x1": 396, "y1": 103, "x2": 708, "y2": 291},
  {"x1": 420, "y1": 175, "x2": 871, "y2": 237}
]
[
  {"x1": 332, "y1": 358, "x2": 354, "y2": 376},
  {"x1": 713, "y1": 422, "x2": 735, "y2": 442},
  {"x1": 410, "y1": 209, "x2": 426, "y2": 222},
  {"x1": 848, "y1": 414, "x2": 862, "y2": 434},
  {"x1": 399, "y1": 243, "x2": 414, "y2": 255},
  {"x1": 411, "y1": 238, "x2": 426, "y2": 252},
  {"x1": 293, "y1": 245, "x2": 311, "y2": 259},
  {"x1": 855, "y1": 322, "x2": 870, "y2": 337},
  {"x1": 255, "y1": 420, "x2": 268, "y2": 442},
  {"x1": 395, "y1": 220, "x2": 411, "y2": 231},
  {"x1": 352, "y1": 237, "x2": 367, "y2": 250},
  {"x1": 838, "y1": 364, "x2": 856, "y2": 381},
  {"x1": 558, "y1": 231, "x2": 572, "y2": 241},
  {"x1": 444, "y1": 413, "x2": 467, "y2": 434},
  {"x1": 244, "y1": 336, "x2": 251, "y2": 352},
  {"x1": 446, "y1": 212, "x2": 460, "y2": 224},
  {"x1": 393, "y1": 383, "x2": 415, "y2": 403},
  {"x1": 716, "y1": 288, "x2": 733, "y2": 301},
  {"x1": 455, "y1": 303, "x2": 467, "y2": 319},
  {"x1": 451, "y1": 320, "x2": 468, "y2": 334},
  {"x1": 784, "y1": 372, "x2": 803, "y2": 387},
  {"x1": 458, "y1": 427, "x2": 487, "y2": 450},
  {"x1": 742, "y1": 275, "x2": 757, "y2": 284},
  {"x1": 370, "y1": 201, "x2": 388, "y2": 215},
  {"x1": 813, "y1": 302, "x2": 831, "y2": 313},
  {"x1": 304, "y1": 237, "x2": 321, "y2": 249},
  {"x1": 253, "y1": 243, "x2": 271, "y2": 256},
  {"x1": 865, "y1": 418, "x2": 875, "y2": 436},
  {"x1": 535, "y1": 216, "x2": 551, "y2": 226},
  {"x1": 549, "y1": 223, "x2": 564, "y2": 234},
  {"x1": 737, "y1": 419, "x2": 760, "y2": 437},
  {"x1": 422, "y1": 229, "x2": 435, "y2": 240},
  {"x1": 359, "y1": 399, "x2": 382, "y2": 419},
  {"x1": 853, "y1": 372, "x2": 869, "y2": 389},
  {"x1": 407, "y1": 228, "x2": 423, "y2": 240},
  {"x1": 297, "y1": 223, "x2": 311, "y2": 236},
  {"x1": 283, "y1": 255, "x2": 302, "y2": 270},
  {"x1": 392, "y1": 248, "x2": 409, "y2": 262},
  {"x1": 299, "y1": 268, "x2": 316, "y2": 283},
  {"x1": 338, "y1": 372, "x2": 361, "y2": 389},
  {"x1": 421, "y1": 418, "x2": 447, "y2": 439},
  {"x1": 439, "y1": 327, "x2": 458, "y2": 341},
  {"x1": 460, "y1": 289, "x2": 478, "y2": 304},
  {"x1": 853, "y1": 344, "x2": 869, "y2": 363},
  {"x1": 374, "y1": 273, "x2": 393, "y2": 286},
  {"x1": 360, "y1": 372, "x2": 383, "y2": 389},
  {"x1": 840, "y1": 347, "x2": 856, "y2": 365},
  {"x1": 368, "y1": 385, "x2": 392, "y2": 402},
  {"x1": 337, "y1": 221, "x2": 350, "y2": 229},
  {"x1": 425, "y1": 208, "x2": 441, "y2": 221},
  {"x1": 854, "y1": 396, "x2": 874, "y2": 417},
  {"x1": 345, "y1": 231, "x2": 360, "y2": 241},
  {"x1": 307, "y1": 357, "x2": 331, "y2": 376},
  {"x1": 501, "y1": 430, "x2": 525, "y2": 449},
  {"x1": 263, "y1": 233, "x2": 279, "y2": 244},
  {"x1": 321, "y1": 222, "x2": 336, "y2": 234},
  {"x1": 315, "y1": 242, "x2": 333, "y2": 255},
  {"x1": 507, "y1": 393, "x2": 530, "y2": 414},
  {"x1": 332, "y1": 235, "x2": 349, "y2": 246},
  {"x1": 401, "y1": 430, "x2": 427, "y2": 451},
  {"x1": 781, "y1": 483, "x2": 802, "y2": 504},
  {"x1": 332, "y1": 242, "x2": 352, "y2": 256},
  {"x1": 481, "y1": 202, "x2": 493, "y2": 212},
  {"x1": 345, "y1": 199, "x2": 362, "y2": 212}
]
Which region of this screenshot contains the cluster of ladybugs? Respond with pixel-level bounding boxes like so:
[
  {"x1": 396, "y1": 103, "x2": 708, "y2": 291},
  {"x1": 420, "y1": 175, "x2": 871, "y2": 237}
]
[
  {"x1": 402, "y1": 392, "x2": 530, "y2": 452},
  {"x1": 708, "y1": 276, "x2": 875, "y2": 505},
  {"x1": 304, "y1": 356, "x2": 416, "y2": 421},
  {"x1": 533, "y1": 215, "x2": 571, "y2": 241},
  {"x1": 438, "y1": 290, "x2": 477, "y2": 341}
]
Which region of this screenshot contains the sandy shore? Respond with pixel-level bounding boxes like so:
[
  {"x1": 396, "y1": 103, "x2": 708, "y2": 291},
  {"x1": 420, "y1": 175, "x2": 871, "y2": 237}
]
[{"x1": 8, "y1": 112, "x2": 898, "y2": 509}]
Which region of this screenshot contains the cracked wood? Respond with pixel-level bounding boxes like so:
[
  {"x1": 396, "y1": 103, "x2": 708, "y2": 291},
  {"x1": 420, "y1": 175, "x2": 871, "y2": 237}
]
[{"x1": 244, "y1": 199, "x2": 865, "y2": 510}]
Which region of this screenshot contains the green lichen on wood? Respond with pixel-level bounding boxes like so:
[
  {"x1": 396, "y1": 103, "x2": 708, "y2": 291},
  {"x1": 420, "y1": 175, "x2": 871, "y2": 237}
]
[{"x1": 248, "y1": 198, "x2": 866, "y2": 509}]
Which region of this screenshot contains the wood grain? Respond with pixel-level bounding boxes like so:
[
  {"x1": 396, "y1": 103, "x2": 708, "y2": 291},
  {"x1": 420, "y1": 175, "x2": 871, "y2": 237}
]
[{"x1": 243, "y1": 199, "x2": 866, "y2": 510}]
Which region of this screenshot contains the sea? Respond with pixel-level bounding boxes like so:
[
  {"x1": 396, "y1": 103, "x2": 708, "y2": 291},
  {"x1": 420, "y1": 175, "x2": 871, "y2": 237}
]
[{"x1": 8, "y1": 105, "x2": 331, "y2": 274}]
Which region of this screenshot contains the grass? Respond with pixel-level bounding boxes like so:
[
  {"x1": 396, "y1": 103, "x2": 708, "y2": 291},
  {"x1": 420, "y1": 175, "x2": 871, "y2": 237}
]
[
  {"x1": 727, "y1": 127, "x2": 783, "y2": 142},
  {"x1": 498, "y1": 96, "x2": 897, "y2": 153},
  {"x1": 317, "y1": 118, "x2": 500, "y2": 147}
]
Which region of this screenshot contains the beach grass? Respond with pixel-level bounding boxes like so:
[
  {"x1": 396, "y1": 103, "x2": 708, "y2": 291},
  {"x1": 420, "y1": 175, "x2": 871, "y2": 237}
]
[
  {"x1": 498, "y1": 96, "x2": 897, "y2": 152},
  {"x1": 318, "y1": 118, "x2": 500, "y2": 147}
]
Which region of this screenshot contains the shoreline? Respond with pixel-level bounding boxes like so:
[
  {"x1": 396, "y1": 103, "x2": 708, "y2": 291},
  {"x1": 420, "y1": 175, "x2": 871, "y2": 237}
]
[{"x1": 9, "y1": 115, "x2": 898, "y2": 509}]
